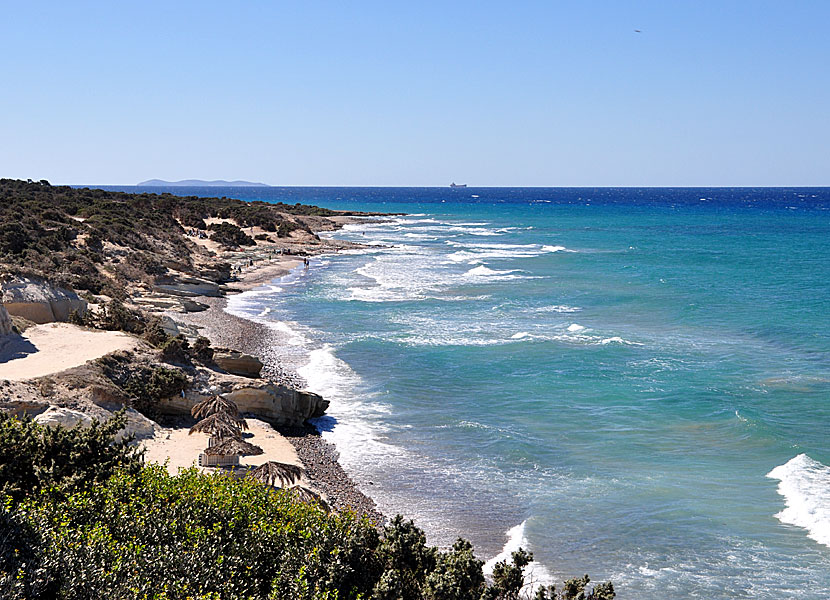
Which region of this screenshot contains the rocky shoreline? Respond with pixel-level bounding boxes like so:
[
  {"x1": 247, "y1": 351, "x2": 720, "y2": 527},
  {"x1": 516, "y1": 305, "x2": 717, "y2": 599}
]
[{"x1": 172, "y1": 294, "x2": 385, "y2": 525}]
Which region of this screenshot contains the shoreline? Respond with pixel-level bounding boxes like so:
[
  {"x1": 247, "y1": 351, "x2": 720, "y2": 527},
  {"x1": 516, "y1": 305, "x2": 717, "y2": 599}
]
[{"x1": 171, "y1": 271, "x2": 385, "y2": 525}]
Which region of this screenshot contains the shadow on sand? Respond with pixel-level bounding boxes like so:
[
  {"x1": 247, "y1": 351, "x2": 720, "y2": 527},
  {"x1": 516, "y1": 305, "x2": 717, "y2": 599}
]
[{"x1": 0, "y1": 335, "x2": 38, "y2": 364}]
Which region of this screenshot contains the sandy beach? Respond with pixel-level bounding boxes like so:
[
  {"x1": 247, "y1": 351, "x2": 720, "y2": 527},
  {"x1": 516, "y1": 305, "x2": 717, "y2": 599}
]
[
  {"x1": 0, "y1": 323, "x2": 139, "y2": 381},
  {"x1": 143, "y1": 416, "x2": 302, "y2": 475},
  {"x1": 153, "y1": 253, "x2": 385, "y2": 523}
]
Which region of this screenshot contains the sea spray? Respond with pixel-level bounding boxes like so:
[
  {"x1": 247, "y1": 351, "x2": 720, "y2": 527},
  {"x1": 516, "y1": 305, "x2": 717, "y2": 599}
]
[
  {"x1": 766, "y1": 454, "x2": 830, "y2": 547},
  {"x1": 483, "y1": 521, "x2": 554, "y2": 592}
]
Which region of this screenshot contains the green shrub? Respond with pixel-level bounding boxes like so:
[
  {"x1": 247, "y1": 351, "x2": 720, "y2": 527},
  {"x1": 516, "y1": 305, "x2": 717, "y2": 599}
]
[
  {"x1": 98, "y1": 355, "x2": 188, "y2": 418},
  {"x1": 0, "y1": 435, "x2": 614, "y2": 600},
  {"x1": 97, "y1": 299, "x2": 145, "y2": 333},
  {"x1": 160, "y1": 334, "x2": 191, "y2": 364},
  {"x1": 208, "y1": 222, "x2": 255, "y2": 248},
  {"x1": 0, "y1": 411, "x2": 143, "y2": 503},
  {"x1": 142, "y1": 317, "x2": 171, "y2": 347},
  {"x1": 0, "y1": 178, "x2": 365, "y2": 291},
  {"x1": 192, "y1": 336, "x2": 214, "y2": 363}
]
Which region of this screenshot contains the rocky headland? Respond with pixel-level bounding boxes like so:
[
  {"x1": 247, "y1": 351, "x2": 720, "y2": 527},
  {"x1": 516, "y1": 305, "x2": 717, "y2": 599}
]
[{"x1": 0, "y1": 179, "x2": 388, "y2": 522}]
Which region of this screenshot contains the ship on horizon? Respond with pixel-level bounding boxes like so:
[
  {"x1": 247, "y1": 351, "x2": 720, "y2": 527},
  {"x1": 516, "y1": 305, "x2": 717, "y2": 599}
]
[{"x1": 450, "y1": 182, "x2": 467, "y2": 188}]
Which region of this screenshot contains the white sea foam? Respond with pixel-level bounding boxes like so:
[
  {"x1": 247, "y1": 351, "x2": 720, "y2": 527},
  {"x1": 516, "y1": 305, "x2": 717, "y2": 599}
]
[
  {"x1": 448, "y1": 241, "x2": 538, "y2": 250},
  {"x1": 767, "y1": 454, "x2": 830, "y2": 547},
  {"x1": 511, "y1": 332, "x2": 530, "y2": 339},
  {"x1": 535, "y1": 305, "x2": 581, "y2": 313},
  {"x1": 483, "y1": 521, "x2": 553, "y2": 591},
  {"x1": 394, "y1": 217, "x2": 442, "y2": 225},
  {"x1": 267, "y1": 320, "x2": 309, "y2": 346},
  {"x1": 447, "y1": 226, "x2": 501, "y2": 236},
  {"x1": 403, "y1": 233, "x2": 438, "y2": 240},
  {"x1": 299, "y1": 344, "x2": 403, "y2": 471},
  {"x1": 347, "y1": 252, "x2": 451, "y2": 302},
  {"x1": 226, "y1": 284, "x2": 286, "y2": 319},
  {"x1": 445, "y1": 243, "x2": 575, "y2": 264},
  {"x1": 465, "y1": 265, "x2": 520, "y2": 277},
  {"x1": 567, "y1": 323, "x2": 586, "y2": 332},
  {"x1": 550, "y1": 332, "x2": 643, "y2": 347}
]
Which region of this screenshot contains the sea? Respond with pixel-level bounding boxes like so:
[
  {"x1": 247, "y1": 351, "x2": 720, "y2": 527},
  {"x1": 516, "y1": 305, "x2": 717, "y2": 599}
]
[{"x1": 111, "y1": 186, "x2": 830, "y2": 598}]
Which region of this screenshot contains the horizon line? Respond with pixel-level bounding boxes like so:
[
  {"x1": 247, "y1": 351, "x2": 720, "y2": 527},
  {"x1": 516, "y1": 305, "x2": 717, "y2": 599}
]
[{"x1": 66, "y1": 183, "x2": 830, "y2": 189}]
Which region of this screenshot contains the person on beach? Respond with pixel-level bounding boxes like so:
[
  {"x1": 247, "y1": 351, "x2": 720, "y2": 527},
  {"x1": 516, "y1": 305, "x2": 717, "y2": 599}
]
[{"x1": 304, "y1": 258, "x2": 309, "y2": 269}]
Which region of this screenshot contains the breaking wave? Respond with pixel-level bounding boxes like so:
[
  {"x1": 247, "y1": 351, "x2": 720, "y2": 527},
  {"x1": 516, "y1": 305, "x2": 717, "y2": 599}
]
[{"x1": 767, "y1": 454, "x2": 830, "y2": 547}]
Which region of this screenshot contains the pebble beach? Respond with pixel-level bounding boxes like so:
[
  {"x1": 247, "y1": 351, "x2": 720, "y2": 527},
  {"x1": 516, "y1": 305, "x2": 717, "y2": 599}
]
[{"x1": 172, "y1": 285, "x2": 384, "y2": 524}]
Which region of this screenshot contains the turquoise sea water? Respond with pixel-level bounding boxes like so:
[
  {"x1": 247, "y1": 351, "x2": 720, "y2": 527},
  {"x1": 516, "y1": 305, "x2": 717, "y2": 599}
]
[{"x1": 122, "y1": 187, "x2": 830, "y2": 598}]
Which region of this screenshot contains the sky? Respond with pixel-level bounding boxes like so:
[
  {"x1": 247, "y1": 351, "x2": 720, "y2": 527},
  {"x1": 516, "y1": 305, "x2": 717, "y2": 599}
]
[{"x1": 1, "y1": 1, "x2": 828, "y2": 186}]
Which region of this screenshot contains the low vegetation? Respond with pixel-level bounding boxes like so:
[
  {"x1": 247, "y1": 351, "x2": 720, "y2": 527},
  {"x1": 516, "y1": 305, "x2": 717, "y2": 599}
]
[
  {"x1": 0, "y1": 179, "x2": 350, "y2": 294},
  {"x1": 0, "y1": 414, "x2": 615, "y2": 600},
  {"x1": 97, "y1": 354, "x2": 188, "y2": 418},
  {"x1": 208, "y1": 221, "x2": 256, "y2": 248}
]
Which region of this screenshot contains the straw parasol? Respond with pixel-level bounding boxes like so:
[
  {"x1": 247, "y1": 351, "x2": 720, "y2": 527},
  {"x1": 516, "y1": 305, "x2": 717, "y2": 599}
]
[
  {"x1": 247, "y1": 461, "x2": 304, "y2": 488},
  {"x1": 203, "y1": 438, "x2": 264, "y2": 457},
  {"x1": 289, "y1": 486, "x2": 330, "y2": 511},
  {"x1": 188, "y1": 411, "x2": 246, "y2": 440},
  {"x1": 191, "y1": 395, "x2": 240, "y2": 419}
]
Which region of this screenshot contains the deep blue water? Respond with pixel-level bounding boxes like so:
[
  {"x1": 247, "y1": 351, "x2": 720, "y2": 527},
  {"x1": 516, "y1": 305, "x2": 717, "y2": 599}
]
[{"x1": 106, "y1": 186, "x2": 830, "y2": 598}]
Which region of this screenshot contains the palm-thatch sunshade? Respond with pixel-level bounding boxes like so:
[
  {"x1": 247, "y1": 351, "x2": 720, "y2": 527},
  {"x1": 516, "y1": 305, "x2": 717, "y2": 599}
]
[
  {"x1": 188, "y1": 411, "x2": 247, "y2": 439},
  {"x1": 289, "y1": 486, "x2": 330, "y2": 512},
  {"x1": 247, "y1": 461, "x2": 304, "y2": 488},
  {"x1": 203, "y1": 438, "x2": 264, "y2": 457},
  {"x1": 191, "y1": 395, "x2": 240, "y2": 420}
]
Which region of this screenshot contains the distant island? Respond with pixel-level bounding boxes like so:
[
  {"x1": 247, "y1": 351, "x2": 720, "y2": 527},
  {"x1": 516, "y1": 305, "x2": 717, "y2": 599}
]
[{"x1": 137, "y1": 179, "x2": 270, "y2": 187}]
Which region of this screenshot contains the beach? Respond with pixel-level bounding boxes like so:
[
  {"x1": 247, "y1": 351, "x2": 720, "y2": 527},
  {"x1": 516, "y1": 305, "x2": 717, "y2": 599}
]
[{"x1": 153, "y1": 255, "x2": 385, "y2": 524}]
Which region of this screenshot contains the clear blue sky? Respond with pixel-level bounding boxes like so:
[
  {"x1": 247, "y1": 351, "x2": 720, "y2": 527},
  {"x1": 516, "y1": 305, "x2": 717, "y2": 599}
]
[{"x1": 1, "y1": 1, "x2": 828, "y2": 186}]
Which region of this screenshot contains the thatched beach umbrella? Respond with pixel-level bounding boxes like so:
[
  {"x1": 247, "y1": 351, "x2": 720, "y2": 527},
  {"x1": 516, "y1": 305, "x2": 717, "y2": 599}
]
[
  {"x1": 191, "y1": 395, "x2": 240, "y2": 420},
  {"x1": 247, "y1": 461, "x2": 303, "y2": 488},
  {"x1": 289, "y1": 485, "x2": 330, "y2": 512},
  {"x1": 203, "y1": 438, "x2": 264, "y2": 457},
  {"x1": 188, "y1": 411, "x2": 245, "y2": 440}
]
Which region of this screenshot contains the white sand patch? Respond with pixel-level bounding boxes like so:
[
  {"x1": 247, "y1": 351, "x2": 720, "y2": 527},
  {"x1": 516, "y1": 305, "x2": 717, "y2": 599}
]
[
  {"x1": 0, "y1": 323, "x2": 139, "y2": 381},
  {"x1": 143, "y1": 418, "x2": 303, "y2": 478}
]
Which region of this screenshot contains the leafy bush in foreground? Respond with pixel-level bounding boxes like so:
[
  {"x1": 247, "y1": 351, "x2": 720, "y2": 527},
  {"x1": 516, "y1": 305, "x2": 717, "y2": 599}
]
[
  {"x1": 0, "y1": 413, "x2": 615, "y2": 600},
  {"x1": 0, "y1": 411, "x2": 143, "y2": 503}
]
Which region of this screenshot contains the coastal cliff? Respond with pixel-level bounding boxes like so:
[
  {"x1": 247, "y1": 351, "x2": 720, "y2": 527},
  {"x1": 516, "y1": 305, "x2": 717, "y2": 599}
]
[
  {"x1": 1, "y1": 276, "x2": 87, "y2": 323},
  {"x1": 158, "y1": 382, "x2": 328, "y2": 428}
]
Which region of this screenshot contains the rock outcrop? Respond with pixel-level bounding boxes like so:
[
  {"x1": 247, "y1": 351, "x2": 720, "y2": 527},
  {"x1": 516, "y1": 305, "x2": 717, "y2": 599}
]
[
  {"x1": 225, "y1": 385, "x2": 327, "y2": 425},
  {"x1": 181, "y1": 299, "x2": 209, "y2": 313},
  {"x1": 153, "y1": 275, "x2": 221, "y2": 298},
  {"x1": 213, "y1": 349, "x2": 263, "y2": 378},
  {"x1": 0, "y1": 303, "x2": 12, "y2": 337},
  {"x1": 31, "y1": 405, "x2": 157, "y2": 441},
  {"x1": 1, "y1": 277, "x2": 87, "y2": 324},
  {"x1": 161, "y1": 383, "x2": 328, "y2": 427},
  {"x1": 33, "y1": 406, "x2": 93, "y2": 429}
]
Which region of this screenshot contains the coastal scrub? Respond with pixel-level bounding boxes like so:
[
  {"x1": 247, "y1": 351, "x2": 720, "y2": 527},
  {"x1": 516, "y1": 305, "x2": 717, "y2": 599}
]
[{"x1": 0, "y1": 413, "x2": 614, "y2": 600}]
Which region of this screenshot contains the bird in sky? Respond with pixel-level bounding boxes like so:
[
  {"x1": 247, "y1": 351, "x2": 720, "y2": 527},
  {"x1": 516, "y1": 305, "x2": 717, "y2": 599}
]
[{"x1": 634, "y1": 29, "x2": 642, "y2": 33}]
